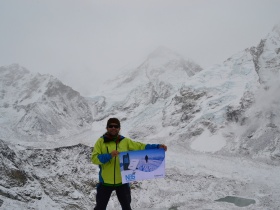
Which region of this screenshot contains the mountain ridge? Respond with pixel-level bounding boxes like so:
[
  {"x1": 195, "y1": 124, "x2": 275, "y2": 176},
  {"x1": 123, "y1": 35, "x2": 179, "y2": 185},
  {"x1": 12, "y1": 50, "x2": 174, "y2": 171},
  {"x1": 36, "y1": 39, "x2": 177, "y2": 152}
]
[
  {"x1": 0, "y1": 63, "x2": 93, "y2": 145},
  {"x1": 89, "y1": 25, "x2": 280, "y2": 164}
]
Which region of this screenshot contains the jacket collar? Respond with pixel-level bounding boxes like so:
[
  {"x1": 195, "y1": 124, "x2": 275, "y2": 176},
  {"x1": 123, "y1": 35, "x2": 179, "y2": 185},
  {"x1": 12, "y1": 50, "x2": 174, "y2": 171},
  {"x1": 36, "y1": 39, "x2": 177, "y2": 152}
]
[{"x1": 103, "y1": 133, "x2": 124, "y2": 143}]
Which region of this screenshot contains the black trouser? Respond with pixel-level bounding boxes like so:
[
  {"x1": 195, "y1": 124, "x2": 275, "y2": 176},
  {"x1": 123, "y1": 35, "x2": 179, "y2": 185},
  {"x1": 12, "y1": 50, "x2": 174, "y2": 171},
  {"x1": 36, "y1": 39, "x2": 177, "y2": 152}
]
[{"x1": 94, "y1": 183, "x2": 132, "y2": 210}]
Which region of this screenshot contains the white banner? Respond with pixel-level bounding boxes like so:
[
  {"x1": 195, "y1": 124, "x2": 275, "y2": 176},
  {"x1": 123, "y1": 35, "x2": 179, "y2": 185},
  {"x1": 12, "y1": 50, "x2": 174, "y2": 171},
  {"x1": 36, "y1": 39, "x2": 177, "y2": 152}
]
[{"x1": 119, "y1": 149, "x2": 165, "y2": 183}]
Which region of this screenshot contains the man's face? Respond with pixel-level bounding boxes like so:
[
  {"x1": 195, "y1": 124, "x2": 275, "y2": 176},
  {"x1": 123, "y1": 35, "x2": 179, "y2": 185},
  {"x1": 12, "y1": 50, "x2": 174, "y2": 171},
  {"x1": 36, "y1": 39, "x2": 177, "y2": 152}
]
[{"x1": 106, "y1": 123, "x2": 120, "y2": 136}]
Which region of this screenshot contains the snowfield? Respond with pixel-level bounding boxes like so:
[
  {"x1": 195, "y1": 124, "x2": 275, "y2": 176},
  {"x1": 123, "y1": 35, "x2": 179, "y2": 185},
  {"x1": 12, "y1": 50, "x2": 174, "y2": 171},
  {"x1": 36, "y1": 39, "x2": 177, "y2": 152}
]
[{"x1": 87, "y1": 142, "x2": 280, "y2": 210}]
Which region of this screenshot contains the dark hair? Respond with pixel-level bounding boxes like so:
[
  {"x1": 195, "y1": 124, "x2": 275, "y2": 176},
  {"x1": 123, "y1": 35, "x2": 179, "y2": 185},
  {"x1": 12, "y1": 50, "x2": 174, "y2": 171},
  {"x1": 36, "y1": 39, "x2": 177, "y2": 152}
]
[{"x1": 106, "y1": 118, "x2": 120, "y2": 128}]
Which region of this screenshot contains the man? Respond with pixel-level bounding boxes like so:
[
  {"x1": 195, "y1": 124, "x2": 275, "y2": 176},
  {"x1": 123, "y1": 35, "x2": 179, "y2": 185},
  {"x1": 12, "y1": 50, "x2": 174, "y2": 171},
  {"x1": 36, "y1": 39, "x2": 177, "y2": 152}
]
[
  {"x1": 145, "y1": 155, "x2": 149, "y2": 163},
  {"x1": 91, "y1": 118, "x2": 167, "y2": 210}
]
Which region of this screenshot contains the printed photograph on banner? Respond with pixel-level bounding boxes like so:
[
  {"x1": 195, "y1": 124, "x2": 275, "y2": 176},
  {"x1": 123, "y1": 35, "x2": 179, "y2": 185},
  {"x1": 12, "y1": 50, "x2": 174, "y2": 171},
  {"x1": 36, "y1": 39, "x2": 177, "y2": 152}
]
[{"x1": 119, "y1": 149, "x2": 165, "y2": 183}]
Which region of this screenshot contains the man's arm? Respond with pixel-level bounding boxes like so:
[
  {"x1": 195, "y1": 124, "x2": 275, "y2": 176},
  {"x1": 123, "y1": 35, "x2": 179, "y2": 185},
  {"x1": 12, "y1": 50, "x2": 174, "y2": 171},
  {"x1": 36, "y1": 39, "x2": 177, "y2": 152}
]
[
  {"x1": 126, "y1": 138, "x2": 167, "y2": 151},
  {"x1": 145, "y1": 144, "x2": 167, "y2": 151},
  {"x1": 91, "y1": 139, "x2": 112, "y2": 165}
]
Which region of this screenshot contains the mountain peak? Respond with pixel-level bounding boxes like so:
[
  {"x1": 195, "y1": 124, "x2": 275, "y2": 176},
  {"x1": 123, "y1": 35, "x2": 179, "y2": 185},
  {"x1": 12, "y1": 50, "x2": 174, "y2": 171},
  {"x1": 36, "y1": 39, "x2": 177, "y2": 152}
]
[
  {"x1": 272, "y1": 23, "x2": 280, "y2": 35},
  {"x1": 141, "y1": 47, "x2": 202, "y2": 80},
  {"x1": 0, "y1": 64, "x2": 93, "y2": 142},
  {"x1": 0, "y1": 63, "x2": 30, "y2": 76},
  {"x1": 147, "y1": 46, "x2": 182, "y2": 61}
]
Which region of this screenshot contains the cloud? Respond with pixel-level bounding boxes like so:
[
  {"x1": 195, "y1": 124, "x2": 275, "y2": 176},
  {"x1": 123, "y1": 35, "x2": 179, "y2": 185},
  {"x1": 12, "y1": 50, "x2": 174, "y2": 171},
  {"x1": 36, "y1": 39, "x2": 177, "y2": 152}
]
[{"x1": 1, "y1": 0, "x2": 280, "y2": 96}]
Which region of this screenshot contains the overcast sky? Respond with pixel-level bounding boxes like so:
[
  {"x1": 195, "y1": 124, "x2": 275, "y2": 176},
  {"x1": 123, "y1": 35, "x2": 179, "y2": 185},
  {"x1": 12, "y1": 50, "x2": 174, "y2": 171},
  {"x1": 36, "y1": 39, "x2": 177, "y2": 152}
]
[{"x1": 1, "y1": 0, "x2": 280, "y2": 96}]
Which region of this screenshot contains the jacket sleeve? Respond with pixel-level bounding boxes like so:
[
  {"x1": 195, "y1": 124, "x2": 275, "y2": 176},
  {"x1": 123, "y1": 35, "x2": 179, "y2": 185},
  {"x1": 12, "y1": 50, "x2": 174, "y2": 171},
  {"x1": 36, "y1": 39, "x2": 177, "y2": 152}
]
[
  {"x1": 145, "y1": 144, "x2": 160, "y2": 149},
  {"x1": 91, "y1": 138, "x2": 112, "y2": 165},
  {"x1": 126, "y1": 138, "x2": 160, "y2": 151}
]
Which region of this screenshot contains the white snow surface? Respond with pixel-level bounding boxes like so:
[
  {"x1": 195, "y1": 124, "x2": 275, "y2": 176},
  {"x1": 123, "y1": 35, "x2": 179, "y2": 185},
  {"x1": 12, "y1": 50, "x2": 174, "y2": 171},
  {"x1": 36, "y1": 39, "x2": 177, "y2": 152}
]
[
  {"x1": 1, "y1": 25, "x2": 280, "y2": 209},
  {"x1": 190, "y1": 129, "x2": 226, "y2": 152}
]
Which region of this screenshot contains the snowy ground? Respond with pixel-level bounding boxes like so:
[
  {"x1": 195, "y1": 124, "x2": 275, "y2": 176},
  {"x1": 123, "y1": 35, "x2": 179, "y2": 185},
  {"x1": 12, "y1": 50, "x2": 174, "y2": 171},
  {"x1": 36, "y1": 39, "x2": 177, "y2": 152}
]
[
  {"x1": 90, "y1": 142, "x2": 280, "y2": 210},
  {"x1": 1, "y1": 125, "x2": 280, "y2": 209}
]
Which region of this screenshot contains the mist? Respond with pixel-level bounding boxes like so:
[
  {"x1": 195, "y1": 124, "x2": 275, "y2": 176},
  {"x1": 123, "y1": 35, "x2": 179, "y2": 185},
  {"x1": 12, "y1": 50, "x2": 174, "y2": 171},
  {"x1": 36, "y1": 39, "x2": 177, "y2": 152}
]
[{"x1": 1, "y1": 0, "x2": 280, "y2": 96}]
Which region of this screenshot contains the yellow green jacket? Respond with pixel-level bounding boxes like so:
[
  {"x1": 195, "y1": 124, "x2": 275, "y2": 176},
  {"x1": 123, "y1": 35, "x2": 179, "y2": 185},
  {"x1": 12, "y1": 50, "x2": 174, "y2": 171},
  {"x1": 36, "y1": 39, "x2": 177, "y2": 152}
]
[{"x1": 91, "y1": 134, "x2": 160, "y2": 185}]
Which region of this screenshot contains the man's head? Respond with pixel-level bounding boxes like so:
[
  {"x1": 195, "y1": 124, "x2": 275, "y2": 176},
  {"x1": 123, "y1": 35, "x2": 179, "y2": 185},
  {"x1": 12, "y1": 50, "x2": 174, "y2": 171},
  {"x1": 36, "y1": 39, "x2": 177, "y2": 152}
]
[
  {"x1": 106, "y1": 118, "x2": 121, "y2": 136},
  {"x1": 107, "y1": 118, "x2": 120, "y2": 128}
]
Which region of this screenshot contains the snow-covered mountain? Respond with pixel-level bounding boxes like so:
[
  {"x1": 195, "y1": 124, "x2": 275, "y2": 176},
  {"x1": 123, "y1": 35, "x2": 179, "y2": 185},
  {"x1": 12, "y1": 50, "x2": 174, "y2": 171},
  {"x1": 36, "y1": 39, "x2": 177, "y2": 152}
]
[
  {"x1": 250, "y1": 24, "x2": 280, "y2": 84},
  {"x1": 0, "y1": 64, "x2": 93, "y2": 146},
  {"x1": 225, "y1": 24, "x2": 280, "y2": 162},
  {"x1": 89, "y1": 25, "x2": 280, "y2": 164},
  {"x1": 89, "y1": 47, "x2": 203, "y2": 141},
  {"x1": 91, "y1": 47, "x2": 202, "y2": 120},
  {"x1": 100, "y1": 46, "x2": 202, "y2": 94},
  {"x1": 1, "y1": 24, "x2": 280, "y2": 210}
]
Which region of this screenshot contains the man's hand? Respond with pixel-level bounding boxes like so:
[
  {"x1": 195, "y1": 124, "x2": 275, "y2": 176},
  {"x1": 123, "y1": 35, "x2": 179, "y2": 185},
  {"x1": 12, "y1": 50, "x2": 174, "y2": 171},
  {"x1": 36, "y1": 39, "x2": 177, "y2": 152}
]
[
  {"x1": 159, "y1": 144, "x2": 167, "y2": 151},
  {"x1": 111, "y1": 150, "x2": 119, "y2": 157}
]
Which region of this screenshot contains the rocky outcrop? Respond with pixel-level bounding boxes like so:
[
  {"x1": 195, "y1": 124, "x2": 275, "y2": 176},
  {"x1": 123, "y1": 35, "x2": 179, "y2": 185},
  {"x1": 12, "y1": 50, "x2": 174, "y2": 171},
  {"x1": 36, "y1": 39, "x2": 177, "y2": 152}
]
[
  {"x1": 162, "y1": 87, "x2": 206, "y2": 127},
  {"x1": 0, "y1": 139, "x2": 98, "y2": 209}
]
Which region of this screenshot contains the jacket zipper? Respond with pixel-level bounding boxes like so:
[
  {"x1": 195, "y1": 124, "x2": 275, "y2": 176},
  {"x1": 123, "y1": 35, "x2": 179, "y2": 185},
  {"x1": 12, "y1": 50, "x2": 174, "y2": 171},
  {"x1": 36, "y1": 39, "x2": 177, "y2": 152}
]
[
  {"x1": 114, "y1": 142, "x2": 117, "y2": 185},
  {"x1": 106, "y1": 147, "x2": 111, "y2": 163}
]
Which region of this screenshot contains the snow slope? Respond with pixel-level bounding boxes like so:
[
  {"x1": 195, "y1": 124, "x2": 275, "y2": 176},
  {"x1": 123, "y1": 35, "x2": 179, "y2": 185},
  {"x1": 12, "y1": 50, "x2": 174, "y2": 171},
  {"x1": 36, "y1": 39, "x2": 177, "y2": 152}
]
[{"x1": 0, "y1": 64, "x2": 93, "y2": 146}]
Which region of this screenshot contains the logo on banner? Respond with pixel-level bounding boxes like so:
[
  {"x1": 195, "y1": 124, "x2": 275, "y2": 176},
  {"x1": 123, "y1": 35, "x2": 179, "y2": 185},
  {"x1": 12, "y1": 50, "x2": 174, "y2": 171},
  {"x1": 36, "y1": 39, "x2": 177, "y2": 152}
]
[{"x1": 125, "y1": 173, "x2": 136, "y2": 181}]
